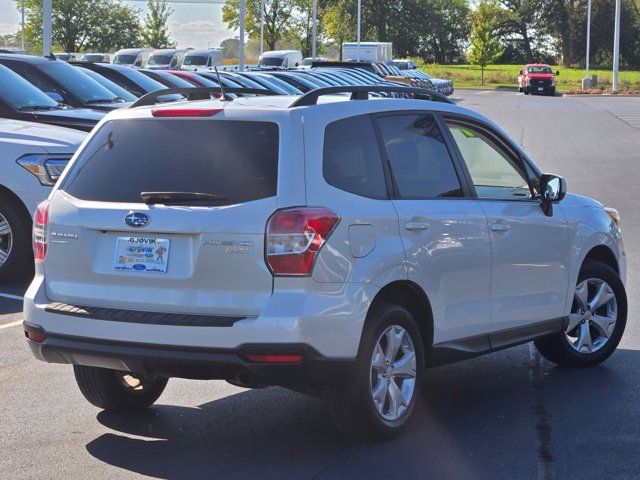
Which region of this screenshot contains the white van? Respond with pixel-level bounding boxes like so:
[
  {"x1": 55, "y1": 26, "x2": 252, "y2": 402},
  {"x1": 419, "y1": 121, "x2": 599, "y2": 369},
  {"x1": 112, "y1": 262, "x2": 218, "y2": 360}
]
[
  {"x1": 342, "y1": 42, "x2": 393, "y2": 64},
  {"x1": 145, "y1": 49, "x2": 191, "y2": 70},
  {"x1": 181, "y1": 49, "x2": 223, "y2": 71},
  {"x1": 112, "y1": 48, "x2": 154, "y2": 68},
  {"x1": 257, "y1": 50, "x2": 303, "y2": 69}
]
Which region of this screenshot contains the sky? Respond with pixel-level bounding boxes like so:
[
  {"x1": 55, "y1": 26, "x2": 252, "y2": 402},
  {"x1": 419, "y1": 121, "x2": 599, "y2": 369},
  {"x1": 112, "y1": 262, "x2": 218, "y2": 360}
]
[{"x1": 0, "y1": 0, "x2": 236, "y2": 49}]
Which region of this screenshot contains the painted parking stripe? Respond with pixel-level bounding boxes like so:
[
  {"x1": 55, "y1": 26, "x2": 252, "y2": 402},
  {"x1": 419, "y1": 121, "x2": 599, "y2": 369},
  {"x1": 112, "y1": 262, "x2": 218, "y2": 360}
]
[
  {"x1": 0, "y1": 292, "x2": 24, "y2": 301},
  {"x1": 0, "y1": 320, "x2": 22, "y2": 330}
]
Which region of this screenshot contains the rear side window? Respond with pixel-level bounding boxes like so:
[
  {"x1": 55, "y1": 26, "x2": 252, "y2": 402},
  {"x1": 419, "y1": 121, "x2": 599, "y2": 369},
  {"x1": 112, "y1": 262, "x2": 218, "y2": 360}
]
[
  {"x1": 377, "y1": 114, "x2": 463, "y2": 198},
  {"x1": 323, "y1": 115, "x2": 387, "y2": 199},
  {"x1": 62, "y1": 120, "x2": 279, "y2": 205}
]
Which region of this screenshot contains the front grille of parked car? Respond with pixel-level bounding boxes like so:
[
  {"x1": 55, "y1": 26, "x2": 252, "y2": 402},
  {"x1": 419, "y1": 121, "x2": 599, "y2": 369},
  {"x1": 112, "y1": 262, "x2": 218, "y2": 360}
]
[{"x1": 530, "y1": 79, "x2": 551, "y2": 87}]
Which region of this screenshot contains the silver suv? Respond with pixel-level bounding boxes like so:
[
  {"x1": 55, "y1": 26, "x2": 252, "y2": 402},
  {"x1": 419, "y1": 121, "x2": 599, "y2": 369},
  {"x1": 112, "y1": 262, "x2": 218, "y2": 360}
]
[{"x1": 24, "y1": 87, "x2": 627, "y2": 439}]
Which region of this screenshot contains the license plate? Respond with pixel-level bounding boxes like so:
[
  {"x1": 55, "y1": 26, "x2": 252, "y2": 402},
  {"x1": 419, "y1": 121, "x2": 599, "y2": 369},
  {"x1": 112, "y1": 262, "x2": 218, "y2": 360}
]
[
  {"x1": 538, "y1": 87, "x2": 544, "y2": 91},
  {"x1": 114, "y1": 237, "x2": 170, "y2": 273}
]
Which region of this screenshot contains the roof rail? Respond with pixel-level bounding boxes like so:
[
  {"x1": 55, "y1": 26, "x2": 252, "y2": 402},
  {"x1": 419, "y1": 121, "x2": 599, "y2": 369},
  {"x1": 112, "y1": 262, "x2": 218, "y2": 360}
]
[
  {"x1": 129, "y1": 87, "x2": 276, "y2": 108},
  {"x1": 289, "y1": 85, "x2": 453, "y2": 108}
]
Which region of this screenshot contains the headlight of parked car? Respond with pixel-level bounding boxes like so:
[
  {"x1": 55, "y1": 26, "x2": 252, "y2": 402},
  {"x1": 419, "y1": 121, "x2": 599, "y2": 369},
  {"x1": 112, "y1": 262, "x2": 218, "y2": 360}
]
[{"x1": 17, "y1": 154, "x2": 72, "y2": 186}]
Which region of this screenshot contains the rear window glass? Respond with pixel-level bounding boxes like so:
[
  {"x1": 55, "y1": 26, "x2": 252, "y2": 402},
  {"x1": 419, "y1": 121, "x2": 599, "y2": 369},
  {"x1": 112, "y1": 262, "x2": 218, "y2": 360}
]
[
  {"x1": 62, "y1": 119, "x2": 279, "y2": 205},
  {"x1": 323, "y1": 115, "x2": 387, "y2": 199}
]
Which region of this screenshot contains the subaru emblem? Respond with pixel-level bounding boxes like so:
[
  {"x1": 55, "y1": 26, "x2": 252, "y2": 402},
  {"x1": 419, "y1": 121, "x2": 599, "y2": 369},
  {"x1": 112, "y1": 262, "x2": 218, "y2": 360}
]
[{"x1": 125, "y1": 211, "x2": 150, "y2": 228}]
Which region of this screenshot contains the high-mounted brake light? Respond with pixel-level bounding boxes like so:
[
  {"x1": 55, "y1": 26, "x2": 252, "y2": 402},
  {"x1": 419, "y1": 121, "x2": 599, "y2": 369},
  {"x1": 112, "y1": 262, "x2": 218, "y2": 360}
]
[
  {"x1": 151, "y1": 108, "x2": 223, "y2": 118},
  {"x1": 266, "y1": 208, "x2": 339, "y2": 276},
  {"x1": 33, "y1": 201, "x2": 49, "y2": 262}
]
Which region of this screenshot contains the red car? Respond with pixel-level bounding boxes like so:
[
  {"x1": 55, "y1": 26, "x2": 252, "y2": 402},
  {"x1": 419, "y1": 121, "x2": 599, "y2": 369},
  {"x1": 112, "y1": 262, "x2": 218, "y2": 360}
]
[{"x1": 517, "y1": 64, "x2": 560, "y2": 96}]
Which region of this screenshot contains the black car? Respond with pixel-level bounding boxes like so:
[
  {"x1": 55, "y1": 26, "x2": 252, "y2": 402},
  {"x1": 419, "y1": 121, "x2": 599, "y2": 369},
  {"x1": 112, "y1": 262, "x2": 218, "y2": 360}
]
[
  {"x1": 138, "y1": 69, "x2": 195, "y2": 89},
  {"x1": 70, "y1": 62, "x2": 181, "y2": 101},
  {"x1": 0, "y1": 64, "x2": 104, "y2": 132},
  {"x1": 0, "y1": 54, "x2": 129, "y2": 111}
]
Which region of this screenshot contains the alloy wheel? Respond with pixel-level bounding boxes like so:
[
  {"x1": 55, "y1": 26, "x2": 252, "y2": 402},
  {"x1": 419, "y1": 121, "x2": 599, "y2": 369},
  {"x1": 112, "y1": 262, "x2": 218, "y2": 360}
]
[
  {"x1": 370, "y1": 325, "x2": 417, "y2": 421},
  {"x1": 0, "y1": 213, "x2": 13, "y2": 268},
  {"x1": 565, "y1": 278, "x2": 618, "y2": 353}
]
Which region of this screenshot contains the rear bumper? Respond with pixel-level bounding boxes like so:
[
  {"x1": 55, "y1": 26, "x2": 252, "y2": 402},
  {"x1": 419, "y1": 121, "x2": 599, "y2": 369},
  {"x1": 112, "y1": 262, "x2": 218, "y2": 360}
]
[{"x1": 24, "y1": 322, "x2": 356, "y2": 386}]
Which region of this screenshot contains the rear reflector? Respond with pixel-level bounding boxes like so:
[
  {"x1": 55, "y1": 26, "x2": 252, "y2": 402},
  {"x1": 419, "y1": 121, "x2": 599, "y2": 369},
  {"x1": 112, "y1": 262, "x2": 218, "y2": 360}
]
[
  {"x1": 246, "y1": 354, "x2": 303, "y2": 364},
  {"x1": 151, "y1": 108, "x2": 223, "y2": 118},
  {"x1": 25, "y1": 330, "x2": 46, "y2": 343}
]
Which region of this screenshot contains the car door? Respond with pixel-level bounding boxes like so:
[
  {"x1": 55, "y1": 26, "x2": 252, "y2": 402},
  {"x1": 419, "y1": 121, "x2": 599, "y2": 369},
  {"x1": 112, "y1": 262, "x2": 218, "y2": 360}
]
[
  {"x1": 443, "y1": 117, "x2": 570, "y2": 337},
  {"x1": 376, "y1": 112, "x2": 493, "y2": 345}
]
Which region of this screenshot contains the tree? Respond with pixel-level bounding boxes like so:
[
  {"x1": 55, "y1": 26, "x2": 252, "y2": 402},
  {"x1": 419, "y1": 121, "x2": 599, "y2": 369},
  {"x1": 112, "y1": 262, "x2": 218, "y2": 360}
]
[
  {"x1": 222, "y1": 0, "x2": 296, "y2": 51},
  {"x1": 468, "y1": 0, "x2": 504, "y2": 85},
  {"x1": 15, "y1": 0, "x2": 140, "y2": 53},
  {"x1": 415, "y1": 0, "x2": 471, "y2": 63},
  {"x1": 220, "y1": 37, "x2": 240, "y2": 58},
  {"x1": 140, "y1": 0, "x2": 175, "y2": 49},
  {"x1": 88, "y1": 4, "x2": 141, "y2": 53}
]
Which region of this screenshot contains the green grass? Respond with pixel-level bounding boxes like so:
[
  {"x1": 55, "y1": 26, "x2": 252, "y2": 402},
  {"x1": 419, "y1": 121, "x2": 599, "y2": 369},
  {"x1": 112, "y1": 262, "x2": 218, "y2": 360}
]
[{"x1": 420, "y1": 64, "x2": 640, "y2": 91}]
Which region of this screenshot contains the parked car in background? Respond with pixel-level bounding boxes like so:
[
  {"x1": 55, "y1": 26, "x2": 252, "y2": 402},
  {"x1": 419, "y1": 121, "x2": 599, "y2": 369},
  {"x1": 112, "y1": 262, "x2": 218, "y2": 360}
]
[
  {"x1": 145, "y1": 49, "x2": 191, "y2": 70},
  {"x1": 181, "y1": 49, "x2": 223, "y2": 71},
  {"x1": 300, "y1": 57, "x2": 328, "y2": 68},
  {"x1": 70, "y1": 62, "x2": 179, "y2": 101},
  {"x1": 53, "y1": 53, "x2": 79, "y2": 62},
  {"x1": 0, "y1": 64, "x2": 103, "y2": 132},
  {"x1": 75, "y1": 66, "x2": 138, "y2": 102},
  {"x1": 139, "y1": 69, "x2": 196, "y2": 89},
  {"x1": 258, "y1": 50, "x2": 303, "y2": 69},
  {"x1": 80, "y1": 53, "x2": 110, "y2": 63},
  {"x1": 518, "y1": 64, "x2": 559, "y2": 96},
  {"x1": 342, "y1": 42, "x2": 392, "y2": 63},
  {"x1": 0, "y1": 54, "x2": 129, "y2": 111},
  {"x1": 0, "y1": 119, "x2": 85, "y2": 281},
  {"x1": 393, "y1": 59, "x2": 417, "y2": 70},
  {"x1": 112, "y1": 48, "x2": 154, "y2": 68}
]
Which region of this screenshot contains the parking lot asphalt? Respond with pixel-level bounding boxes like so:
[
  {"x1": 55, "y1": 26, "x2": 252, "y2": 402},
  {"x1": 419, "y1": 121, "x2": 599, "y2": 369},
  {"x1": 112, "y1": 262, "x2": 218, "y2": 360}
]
[{"x1": 1, "y1": 90, "x2": 640, "y2": 479}]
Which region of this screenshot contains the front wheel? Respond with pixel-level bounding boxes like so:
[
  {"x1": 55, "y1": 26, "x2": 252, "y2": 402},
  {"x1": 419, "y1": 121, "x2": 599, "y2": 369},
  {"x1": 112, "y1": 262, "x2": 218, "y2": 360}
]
[
  {"x1": 326, "y1": 304, "x2": 424, "y2": 440},
  {"x1": 535, "y1": 260, "x2": 627, "y2": 367},
  {"x1": 74, "y1": 366, "x2": 168, "y2": 412}
]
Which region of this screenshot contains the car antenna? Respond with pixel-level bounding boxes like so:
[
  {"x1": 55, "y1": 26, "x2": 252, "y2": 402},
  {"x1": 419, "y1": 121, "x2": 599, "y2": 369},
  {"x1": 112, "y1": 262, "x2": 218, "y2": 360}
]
[{"x1": 214, "y1": 66, "x2": 232, "y2": 102}]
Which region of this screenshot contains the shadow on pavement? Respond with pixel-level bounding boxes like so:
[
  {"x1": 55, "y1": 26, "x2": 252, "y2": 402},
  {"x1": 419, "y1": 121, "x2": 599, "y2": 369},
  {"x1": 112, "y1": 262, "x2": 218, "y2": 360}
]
[{"x1": 85, "y1": 347, "x2": 639, "y2": 480}]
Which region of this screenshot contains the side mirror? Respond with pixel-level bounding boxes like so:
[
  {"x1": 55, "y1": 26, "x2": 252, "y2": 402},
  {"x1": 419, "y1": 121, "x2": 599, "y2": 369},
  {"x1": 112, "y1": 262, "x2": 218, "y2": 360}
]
[
  {"x1": 540, "y1": 174, "x2": 567, "y2": 216},
  {"x1": 556, "y1": 70, "x2": 560, "y2": 76},
  {"x1": 45, "y1": 92, "x2": 64, "y2": 103},
  {"x1": 519, "y1": 69, "x2": 524, "y2": 75}
]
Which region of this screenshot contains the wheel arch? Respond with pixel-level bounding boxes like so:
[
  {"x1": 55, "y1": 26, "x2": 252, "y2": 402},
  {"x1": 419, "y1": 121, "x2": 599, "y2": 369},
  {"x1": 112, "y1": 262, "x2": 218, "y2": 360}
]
[
  {"x1": 366, "y1": 280, "x2": 433, "y2": 367},
  {"x1": 0, "y1": 184, "x2": 32, "y2": 227},
  {"x1": 583, "y1": 244, "x2": 619, "y2": 274}
]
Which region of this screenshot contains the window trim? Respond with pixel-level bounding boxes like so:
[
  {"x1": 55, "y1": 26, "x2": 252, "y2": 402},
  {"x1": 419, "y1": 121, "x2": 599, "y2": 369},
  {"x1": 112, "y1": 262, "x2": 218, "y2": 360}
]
[
  {"x1": 373, "y1": 110, "x2": 473, "y2": 201},
  {"x1": 441, "y1": 113, "x2": 541, "y2": 203}
]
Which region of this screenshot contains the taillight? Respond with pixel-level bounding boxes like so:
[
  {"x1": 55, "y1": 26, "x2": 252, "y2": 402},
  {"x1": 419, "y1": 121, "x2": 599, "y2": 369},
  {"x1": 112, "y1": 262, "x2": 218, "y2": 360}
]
[
  {"x1": 266, "y1": 208, "x2": 339, "y2": 276},
  {"x1": 33, "y1": 201, "x2": 49, "y2": 262},
  {"x1": 151, "y1": 108, "x2": 223, "y2": 118}
]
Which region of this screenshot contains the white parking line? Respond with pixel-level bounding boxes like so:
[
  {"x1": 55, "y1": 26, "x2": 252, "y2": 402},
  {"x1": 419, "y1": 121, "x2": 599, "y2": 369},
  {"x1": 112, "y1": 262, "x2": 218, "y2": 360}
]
[
  {"x1": 0, "y1": 292, "x2": 24, "y2": 301},
  {"x1": 476, "y1": 90, "x2": 493, "y2": 95},
  {"x1": 0, "y1": 320, "x2": 22, "y2": 330}
]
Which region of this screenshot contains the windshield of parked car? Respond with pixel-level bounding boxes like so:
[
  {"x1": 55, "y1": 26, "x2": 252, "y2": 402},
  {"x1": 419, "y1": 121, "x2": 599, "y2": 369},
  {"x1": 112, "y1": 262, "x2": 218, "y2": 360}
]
[
  {"x1": 37, "y1": 62, "x2": 119, "y2": 103},
  {"x1": 0, "y1": 65, "x2": 60, "y2": 110},
  {"x1": 148, "y1": 55, "x2": 173, "y2": 66},
  {"x1": 259, "y1": 57, "x2": 284, "y2": 67},
  {"x1": 183, "y1": 55, "x2": 207, "y2": 66},
  {"x1": 62, "y1": 120, "x2": 279, "y2": 206},
  {"x1": 527, "y1": 66, "x2": 552, "y2": 74},
  {"x1": 82, "y1": 54, "x2": 106, "y2": 62},
  {"x1": 77, "y1": 68, "x2": 137, "y2": 101},
  {"x1": 113, "y1": 54, "x2": 136, "y2": 65}
]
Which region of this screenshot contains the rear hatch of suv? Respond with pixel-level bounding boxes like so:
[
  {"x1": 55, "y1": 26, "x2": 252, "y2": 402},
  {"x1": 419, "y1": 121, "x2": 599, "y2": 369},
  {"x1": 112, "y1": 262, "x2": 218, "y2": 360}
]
[{"x1": 44, "y1": 115, "x2": 281, "y2": 316}]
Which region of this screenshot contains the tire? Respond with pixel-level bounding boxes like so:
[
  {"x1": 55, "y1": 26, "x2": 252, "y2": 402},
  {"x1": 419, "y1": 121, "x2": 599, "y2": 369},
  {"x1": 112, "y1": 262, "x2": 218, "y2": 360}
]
[
  {"x1": 74, "y1": 366, "x2": 168, "y2": 412},
  {"x1": 549, "y1": 87, "x2": 556, "y2": 96},
  {"x1": 0, "y1": 193, "x2": 33, "y2": 282},
  {"x1": 326, "y1": 303, "x2": 424, "y2": 440},
  {"x1": 524, "y1": 88, "x2": 530, "y2": 95},
  {"x1": 535, "y1": 260, "x2": 627, "y2": 368}
]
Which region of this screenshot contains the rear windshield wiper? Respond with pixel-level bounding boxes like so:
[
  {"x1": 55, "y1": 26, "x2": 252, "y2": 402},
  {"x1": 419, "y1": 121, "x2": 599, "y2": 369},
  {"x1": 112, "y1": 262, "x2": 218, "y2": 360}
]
[
  {"x1": 141, "y1": 191, "x2": 228, "y2": 205},
  {"x1": 86, "y1": 98, "x2": 123, "y2": 104}
]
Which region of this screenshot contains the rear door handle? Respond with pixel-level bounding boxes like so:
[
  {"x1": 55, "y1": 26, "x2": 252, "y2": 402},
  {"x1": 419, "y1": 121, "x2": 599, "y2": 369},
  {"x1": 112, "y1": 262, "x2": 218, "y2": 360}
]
[
  {"x1": 405, "y1": 221, "x2": 430, "y2": 231},
  {"x1": 490, "y1": 223, "x2": 511, "y2": 233}
]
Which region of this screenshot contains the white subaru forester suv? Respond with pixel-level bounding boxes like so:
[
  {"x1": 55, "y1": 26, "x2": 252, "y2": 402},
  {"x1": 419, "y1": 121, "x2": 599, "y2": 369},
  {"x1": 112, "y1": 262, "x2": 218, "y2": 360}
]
[{"x1": 24, "y1": 86, "x2": 627, "y2": 439}]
